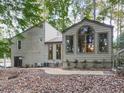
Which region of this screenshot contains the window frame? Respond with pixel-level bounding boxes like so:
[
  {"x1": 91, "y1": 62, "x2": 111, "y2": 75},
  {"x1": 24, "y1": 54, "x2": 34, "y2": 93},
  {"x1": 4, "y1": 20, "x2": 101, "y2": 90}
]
[
  {"x1": 65, "y1": 35, "x2": 74, "y2": 54},
  {"x1": 56, "y1": 44, "x2": 61, "y2": 59},
  {"x1": 48, "y1": 44, "x2": 53, "y2": 60},
  {"x1": 77, "y1": 25, "x2": 95, "y2": 54},
  {"x1": 17, "y1": 40, "x2": 21, "y2": 50},
  {"x1": 97, "y1": 32, "x2": 109, "y2": 53}
]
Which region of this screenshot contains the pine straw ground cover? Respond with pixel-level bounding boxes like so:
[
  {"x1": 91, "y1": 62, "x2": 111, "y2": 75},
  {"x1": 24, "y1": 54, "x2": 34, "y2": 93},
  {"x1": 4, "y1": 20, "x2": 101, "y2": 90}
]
[{"x1": 0, "y1": 68, "x2": 124, "y2": 93}]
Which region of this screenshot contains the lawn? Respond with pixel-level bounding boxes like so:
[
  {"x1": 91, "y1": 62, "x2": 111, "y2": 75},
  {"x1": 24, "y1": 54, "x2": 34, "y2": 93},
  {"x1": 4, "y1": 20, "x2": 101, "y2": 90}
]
[{"x1": 0, "y1": 68, "x2": 124, "y2": 93}]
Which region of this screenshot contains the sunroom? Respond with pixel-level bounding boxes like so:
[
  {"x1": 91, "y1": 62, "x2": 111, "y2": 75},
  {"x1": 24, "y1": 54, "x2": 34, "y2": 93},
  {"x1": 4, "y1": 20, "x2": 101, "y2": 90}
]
[{"x1": 62, "y1": 18, "x2": 113, "y2": 68}]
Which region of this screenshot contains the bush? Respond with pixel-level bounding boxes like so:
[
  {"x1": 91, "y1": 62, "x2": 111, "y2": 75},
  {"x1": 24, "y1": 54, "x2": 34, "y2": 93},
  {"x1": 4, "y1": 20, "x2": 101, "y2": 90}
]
[
  {"x1": 102, "y1": 59, "x2": 106, "y2": 68},
  {"x1": 34, "y1": 63, "x2": 38, "y2": 67},
  {"x1": 93, "y1": 60, "x2": 98, "y2": 68},
  {"x1": 83, "y1": 60, "x2": 87, "y2": 69},
  {"x1": 66, "y1": 59, "x2": 70, "y2": 68},
  {"x1": 25, "y1": 64, "x2": 30, "y2": 68},
  {"x1": 116, "y1": 67, "x2": 124, "y2": 76},
  {"x1": 74, "y1": 59, "x2": 78, "y2": 68},
  {"x1": 31, "y1": 64, "x2": 34, "y2": 68}
]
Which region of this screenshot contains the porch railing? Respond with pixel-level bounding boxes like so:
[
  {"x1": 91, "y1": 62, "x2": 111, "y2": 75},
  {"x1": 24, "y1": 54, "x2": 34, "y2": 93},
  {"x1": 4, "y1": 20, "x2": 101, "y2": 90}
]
[{"x1": 112, "y1": 49, "x2": 124, "y2": 75}]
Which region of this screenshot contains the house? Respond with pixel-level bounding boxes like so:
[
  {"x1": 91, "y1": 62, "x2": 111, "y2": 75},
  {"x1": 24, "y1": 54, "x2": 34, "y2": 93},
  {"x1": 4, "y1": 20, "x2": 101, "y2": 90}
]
[
  {"x1": 11, "y1": 18, "x2": 113, "y2": 68},
  {"x1": 11, "y1": 22, "x2": 62, "y2": 67},
  {"x1": 62, "y1": 18, "x2": 113, "y2": 68}
]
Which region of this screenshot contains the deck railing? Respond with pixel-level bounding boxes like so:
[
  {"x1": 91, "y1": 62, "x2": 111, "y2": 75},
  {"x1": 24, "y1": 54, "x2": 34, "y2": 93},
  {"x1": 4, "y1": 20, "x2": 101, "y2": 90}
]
[{"x1": 112, "y1": 49, "x2": 124, "y2": 75}]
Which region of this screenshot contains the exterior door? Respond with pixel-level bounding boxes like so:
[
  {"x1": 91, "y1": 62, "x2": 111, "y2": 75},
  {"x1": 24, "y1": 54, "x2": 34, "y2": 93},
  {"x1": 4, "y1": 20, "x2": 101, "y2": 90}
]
[{"x1": 14, "y1": 56, "x2": 22, "y2": 67}]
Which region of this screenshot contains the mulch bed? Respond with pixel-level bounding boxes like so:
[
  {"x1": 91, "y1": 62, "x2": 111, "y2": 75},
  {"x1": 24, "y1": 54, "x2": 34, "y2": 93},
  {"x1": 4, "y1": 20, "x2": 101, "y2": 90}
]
[{"x1": 0, "y1": 68, "x2": 124, "y2": 93}]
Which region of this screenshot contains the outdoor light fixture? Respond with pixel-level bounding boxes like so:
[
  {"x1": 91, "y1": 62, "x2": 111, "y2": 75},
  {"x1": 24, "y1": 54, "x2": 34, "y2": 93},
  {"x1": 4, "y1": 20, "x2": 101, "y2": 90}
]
[
  {"x1": 19, "y1": 56, "x2": 24, "y2": 60},
  {"x1": 19, "y1": 57, "x2": 23, "y2": 60}
]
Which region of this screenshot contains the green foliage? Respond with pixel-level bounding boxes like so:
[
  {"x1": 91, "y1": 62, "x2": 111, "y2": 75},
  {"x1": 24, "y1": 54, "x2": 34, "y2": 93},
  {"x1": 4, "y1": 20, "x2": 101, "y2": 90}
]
[
  {"x1": 45, "y1": 0, "x2": 72, "y2": 31},
  {"x1": 0, "y1": 0, "x2": 124, "y2": 46},
  {"x1": 118, "y1": 32, "x2": 124, "y2": 49},
  {"x1": 113, "y1": 41, "x2": 117, "y2": 49},
  {"x1": 109, "y1": 0, "x2": 120, "y2": 5},
  {"x1": 0, "y1": 39, "x2": 11, "y2": 58},
  {"x1": 0, "y1": 0, "x2": 44, "y2": 36}
]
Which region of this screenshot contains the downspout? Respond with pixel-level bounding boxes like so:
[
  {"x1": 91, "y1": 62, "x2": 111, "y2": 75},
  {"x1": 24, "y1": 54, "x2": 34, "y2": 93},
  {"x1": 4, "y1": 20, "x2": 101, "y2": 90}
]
[{"x1": 4, "y1": 53, "x2": 6, "y2": 69}]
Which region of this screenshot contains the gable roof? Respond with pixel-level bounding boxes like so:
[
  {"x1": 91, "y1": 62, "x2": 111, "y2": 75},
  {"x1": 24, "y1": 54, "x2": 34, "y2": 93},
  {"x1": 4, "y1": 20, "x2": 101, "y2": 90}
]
[
  {"x1": 10, "y1": 21, "x2": 44, "y2": 40},
  {"x1": 11, "y1": 21, "x2": 62, "y2": 44},
  {"x1": 10, "y1": 21, "x2": 62, "y2": 40},
  {"x1": 63, "y1": 18, "x2": 113, "y2": 33}
]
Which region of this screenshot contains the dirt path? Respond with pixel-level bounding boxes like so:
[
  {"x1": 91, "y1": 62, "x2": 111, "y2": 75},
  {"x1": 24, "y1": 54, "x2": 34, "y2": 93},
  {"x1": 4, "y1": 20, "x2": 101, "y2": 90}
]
[{"x1": 40, "y1": 68, "x2": 114, "y2": 75}]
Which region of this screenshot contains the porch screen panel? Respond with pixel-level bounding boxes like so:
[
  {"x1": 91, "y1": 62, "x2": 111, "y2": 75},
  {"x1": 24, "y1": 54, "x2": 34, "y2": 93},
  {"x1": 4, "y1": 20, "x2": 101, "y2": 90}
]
[
  {"x1": 78, "y1": 25, "x2": 94, "y2": 53},
  {"x1": 98, "y1": 33, "x2": 108, "y2": 53},
  {"x1": 66, "y1": 35, "x2": 73, "y2": 53}
]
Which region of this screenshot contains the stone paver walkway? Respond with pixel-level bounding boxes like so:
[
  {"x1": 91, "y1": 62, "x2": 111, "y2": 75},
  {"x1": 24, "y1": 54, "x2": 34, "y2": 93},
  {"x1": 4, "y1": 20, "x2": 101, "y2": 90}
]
[{"x1": 40, "y1": 68, "x2": 114, "y2": 75}]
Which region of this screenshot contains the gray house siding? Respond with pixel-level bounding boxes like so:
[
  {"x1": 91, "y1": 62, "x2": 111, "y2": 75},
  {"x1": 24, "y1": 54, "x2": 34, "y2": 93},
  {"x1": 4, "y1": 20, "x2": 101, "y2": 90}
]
[
  {"x1": 11, "y1": 19, "x2": 113, "y2": 68},
  {"x1": 11, "y1": 22, "x2": 62, "y2": 67},
  {"x1": 62, "y1": 20, "x2": 113, "y2": 68},
  {"x1": 11, "y1": 25, "x2": 45, "y2": 67}
]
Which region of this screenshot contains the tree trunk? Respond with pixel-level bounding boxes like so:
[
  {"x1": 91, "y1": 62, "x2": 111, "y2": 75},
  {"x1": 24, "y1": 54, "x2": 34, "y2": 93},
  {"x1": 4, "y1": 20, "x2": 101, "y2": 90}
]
[
  {"x1": 4, "y1": 53, "x2": 6, "y2": 69},
  {"x1": 93, "y1": 0, "x2": 96, "y2": 20}
]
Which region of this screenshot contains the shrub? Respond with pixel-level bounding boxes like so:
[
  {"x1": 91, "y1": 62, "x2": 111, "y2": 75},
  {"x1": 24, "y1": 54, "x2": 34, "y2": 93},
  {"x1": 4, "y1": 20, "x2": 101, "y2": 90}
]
[
  {"x1": 74, "y1": 59, "x2": 78, "y2": 68},
  {"x1": 31, "y1": 64, "x2": 34, "y2": 68},
  {"x1": 83, "y1": 60, "x2": 87, "y2": 69},
  {"x1": 93, "y1": 60, "x2": 98, "y2": 68},
  {"x1": 66, "y1": 59, "x2": 70, "y2": 68},
  {"x1": 102, "y1": 59, "x2": 106, "y2": 68},
  {"x1": 25, "y1": 64, "x2": 30, "y2": 68},
  {"x1": 34, "y1": 63, "x2": 38, "y2": 67},
  {"x1": 116, "y1": 67, "x2": 124, "y2": 76}
]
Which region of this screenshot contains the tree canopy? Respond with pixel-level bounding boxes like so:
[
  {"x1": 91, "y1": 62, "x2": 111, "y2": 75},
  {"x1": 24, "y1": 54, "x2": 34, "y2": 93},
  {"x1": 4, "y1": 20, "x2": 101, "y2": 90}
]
[
  {"x1": 0, "y1": 0, "x2": 123, "y2": 33},
  {"x1": 0, "y1": 39, "x2": 11, "y2": 58}
]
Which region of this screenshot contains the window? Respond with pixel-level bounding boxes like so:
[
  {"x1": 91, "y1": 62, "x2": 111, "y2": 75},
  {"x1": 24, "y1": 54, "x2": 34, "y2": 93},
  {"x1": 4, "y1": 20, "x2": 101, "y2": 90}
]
[
  {"x1": 56, "y1": 44, "x2": 61, "y2": 59},
  {"x1": 66, "y1": 35, "x2": 73, "y2": 53},
  {"x1": 18, "y1": 40, "x2": 21, "y2": 49},
  {"x1": 78, "y1": 25, "x2": 94, "y2": 53},
  {"x1": 48, "y1": 44, "x2": 53, "y2": 59},
  {"x1": 98, "y1": 33, "x2": 108, "y2": 53}
]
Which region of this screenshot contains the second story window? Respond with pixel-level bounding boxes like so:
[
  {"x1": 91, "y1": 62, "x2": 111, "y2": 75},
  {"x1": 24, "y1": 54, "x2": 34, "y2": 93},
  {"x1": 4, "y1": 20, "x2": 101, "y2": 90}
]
[
  {"x1": 18, "y1": 40, "x2": 21, "y2": 49},
  {"x1": 66, "y1": 35, "x2": 73, "y2": 53}
]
